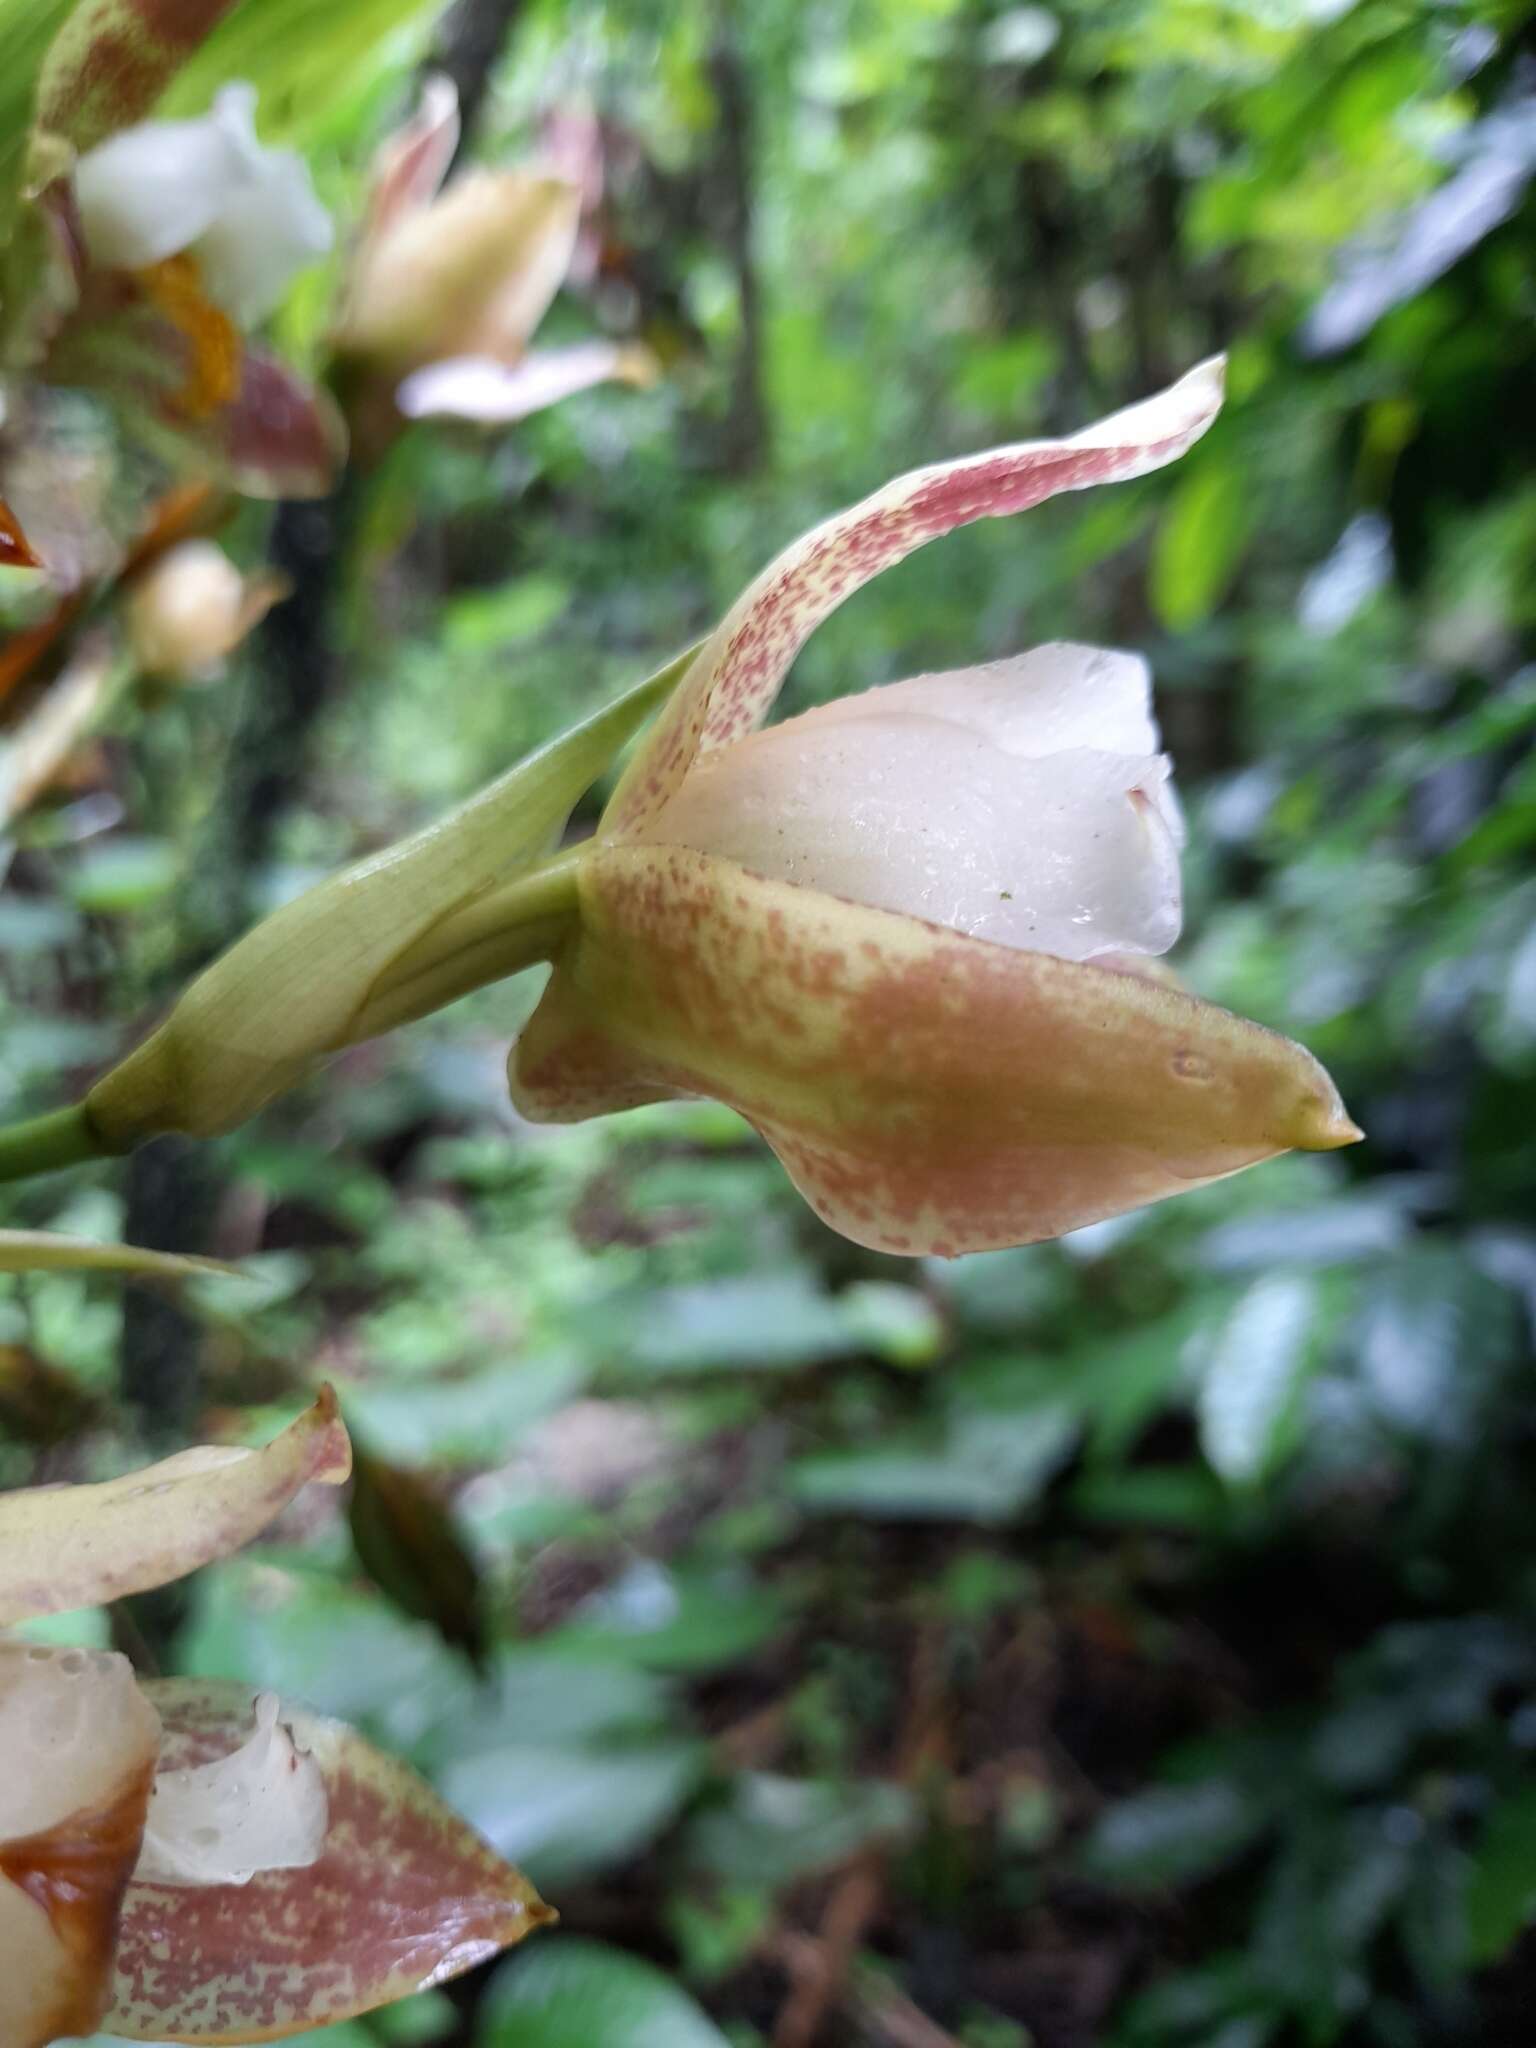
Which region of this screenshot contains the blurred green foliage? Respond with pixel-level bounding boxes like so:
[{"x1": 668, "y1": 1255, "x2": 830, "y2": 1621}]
[{"x1": 7, "y1": 0, "x2": 1536, "y2": 2042}]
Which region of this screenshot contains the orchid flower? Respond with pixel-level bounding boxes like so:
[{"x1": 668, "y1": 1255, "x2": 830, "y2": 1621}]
[
  {"x1": 67, "y1": 362, "x2": 1356, "y2": 1256},
  {"x1": 0, "y1": 1387, "x2": 550, "y2": 2044},
  {"x1": 73, "y1": 85, "x2": 332, "y2": 326},
  {"x1": 332, "y1": 78, "x2": 652, "y2": 433},
  {"x1": 505, "y1": 357, "x2": 1360, "y2": 1254},
  {"x1": 2, "y1": 47, "x2": 343, "y2": 507}
]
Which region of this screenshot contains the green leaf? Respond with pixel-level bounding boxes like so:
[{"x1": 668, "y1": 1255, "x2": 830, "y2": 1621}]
[
  {"x1": 613, "y1": 1268, "x2": 875, "y2": 1377},
  {"x1": 445, "y1": 576, "x2": 573, "y2": 653},
  {"x1": 0, "y1": 0, "x2": 72, "y2": 228},
  {"x1": 1081, "y1": 1780, "x2": 1270, "y2": 1892},
  {"x1": 1463, "y1": 1784, "x2": 1536, "y2": 1965},
  {"x1": 481, "y1": 1939, "x2": 730, "y2": 2048},
  {"x1": 685, "y1": 1774, "x2": 912, "y2": 1890},
  {"x1": 0, "y1": 1229, "x2": 234, "y2": 1280},
  {"x1": 418, "y1": 1651, "x2": 677, "y2": 1762},
  {"x1": 66, "y1": 836, "x2": 179, "y2": 914},
  {"x1": 348, "y1": 1444, "x2": 487, "y2": 1668},
  {"x1": 182, "y1": 1560, "x2": 478, "y2": 1752},
  {"x1": 439, "y1": 1739, "x2": 705, "y2": 1890},
  {"x1": 340, "y1": 1352, "x2": 589, "y2": 1464},
  {"x1": 554, "y1": 1562, "x2": 785, "y2": 1673},
  {"x1": 1150, "y1": 457, "x2": 1254, "y2": 630},
  {"x1": 1357, "y1": 1247, "x2": 1520, "y2": 1442},
  {"x1": 155, "y1": 0, "x2": 442, "y2": 145},
  {"x1": 790, "y1": 1404, "x2": 1077, "y2": 1524},
  {"x1": 1197, "y1": 1273, "x2": 1324, "y2": 1487}
]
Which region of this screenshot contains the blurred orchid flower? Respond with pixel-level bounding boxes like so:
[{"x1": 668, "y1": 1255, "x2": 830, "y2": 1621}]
[
  {"x1": 125, "y1": 537, "x2": 285, "y2": 681},
  {"x1": 2, "y1": 68, "x2": 343, "y2": 509},
  {"x1": 508, "y1": 358, "x2": 1361, "y2": 1254},
  {"x1": 73, "y1": 85, "x2": 332, "y2": 325},
  {"x1": 333, "y1": 77, "x2": 652, "y2": 433},
  {"x1": 0, "y1": 1384, "x2": 550, "y2": 2043}
]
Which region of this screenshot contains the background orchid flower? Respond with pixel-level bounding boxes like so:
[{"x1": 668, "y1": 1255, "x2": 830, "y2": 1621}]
[
  {"x1": 0, "y1": 17, "x2": 345, "y2": 508},
  {"x1": 507, "y1": 358, "x2": 1361, "y2": 1256},
  {"x1": 0, "y1": 1393, "x2": 349, "y2": 2046},
  {"x1": 332, "y1": 77, "x2": 653, "y2": 433},
  {"x1": 73, "y1": 84, "x2": 332, "y2": 325},
  {"x1": 0, "y1": 1387, "x2": 551, "y2": 2044}
]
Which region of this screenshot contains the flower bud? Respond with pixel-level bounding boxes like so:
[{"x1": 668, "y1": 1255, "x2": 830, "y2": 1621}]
[
  {"x1": 334, "y1": 167, "x2": 580, "y2": 375},
  {"x1": 125, "y1": 538, "x2": 284, "y2": 680}
]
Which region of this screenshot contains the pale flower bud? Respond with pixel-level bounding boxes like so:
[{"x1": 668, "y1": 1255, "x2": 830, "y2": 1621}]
[
  {"x1": 334, "y1": 167, "x2": 580, "y2": 373},
  {"x1": 126, "y1": 538, "x2": 284, "y2": 681},
  {"x1": 73, "y1": 84, "x2": 332, "y2": 323}
]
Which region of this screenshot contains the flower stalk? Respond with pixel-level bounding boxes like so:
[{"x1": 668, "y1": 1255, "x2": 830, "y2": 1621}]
[
  {"x1": 0, "y1": 1102, "x2": 118, "y2": 1184},
  {"x1": 350, "y1": 846, "x2": 585, "y2": 1040}
]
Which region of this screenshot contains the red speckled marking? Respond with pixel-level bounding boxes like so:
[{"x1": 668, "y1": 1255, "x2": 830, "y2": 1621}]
[
  {"x1": 109, "y1": 1683, "x2": 551, "y2": 2041},
  {"x1": 511, "y1": 844, "x2": 1349, "y2": 1256},
  {"x1": 604, "y1": 361, "x2": 1223, "y2": 838}
]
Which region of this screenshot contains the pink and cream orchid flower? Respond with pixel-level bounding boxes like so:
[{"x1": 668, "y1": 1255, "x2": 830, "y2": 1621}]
[
  {"x1": 0, "y1": 1388, "x2": 549, "y2": 2045},
  {"x1": 0, "y1": 1393, "x2": 348, "y2": 2047},
  {"x1": 509, "y1": 358, "x2": 1361, "y2": 1256},
  {"x1": 332, "y1": 77, "x2": 651, "y2": 434}
]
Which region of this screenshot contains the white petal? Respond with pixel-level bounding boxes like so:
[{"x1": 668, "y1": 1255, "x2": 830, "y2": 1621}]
[
  {"x1": 605, "y1": 357, "x2": 1225, "y2": 837},
  {"x1": 802, "y1": 643, "x2": 1162, "y2": 759},
  {"x1": 74, "y1": 111, "x2": 239, "y2": 271},
  {"x1": 397, "y1": 341, "x2": 631, "y2": 421},
  {"x1": 822, "y1": 646, "x2": 1188, "y2": 851},
  {"x1": 134, "y1": 1690, "x2": 328, "y2": 1887},
  {"x1": 640, "y1": 706, "x2": 1183, "y2": 962},
  {"x1": 194, "y1": 142, "x2": 333, "y2": 325},
  {"x1": 73, "y1": 83, "x2": 330, "y2": 321},
  {"x1": 0, "y1": 1641, "x2": 160, "y2": 1840}
]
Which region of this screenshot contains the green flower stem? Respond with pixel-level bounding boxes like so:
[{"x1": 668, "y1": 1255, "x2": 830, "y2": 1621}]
[
  {"x1": 351, "y1": 845, "x2": 587, "y2": 1041},
  {"x1": 0, "y1": 1102, "x2": 118, "y2": 1185}
]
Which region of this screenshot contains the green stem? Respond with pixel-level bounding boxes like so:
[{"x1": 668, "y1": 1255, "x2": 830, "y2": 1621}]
[
  {"x1": 350, "y1": 846, "x2": 586, "y2": 1041},
  {"x1": 0, "y1": 1102, "x2": 116, "y2": 1185}
]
